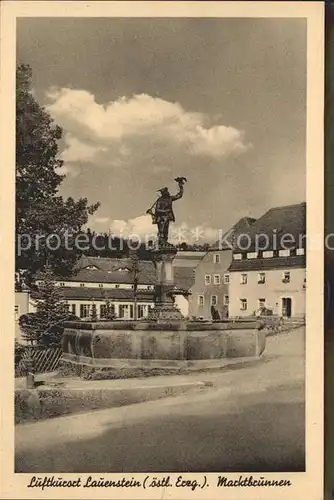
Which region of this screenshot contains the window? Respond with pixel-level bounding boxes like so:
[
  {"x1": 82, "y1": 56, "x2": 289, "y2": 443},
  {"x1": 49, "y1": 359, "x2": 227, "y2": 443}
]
[
  {"x1": 213, "y1": 254, "x2": 220, "y2": 264},
  {"x1": 14, "y1": 305, "x2": 19, "y2": 320},
  {"x1": 296, "y1": 248, "x2": 305, "y2": 256},
  {"x1": 98, "y1": 284, "x2": 104, "y2": 288},
  {"x1": 263, "y1": 250, "x2": 274, "y2": 258},
  {"x1": 240, "y1": 273, "x2": 248, "y2": 285},
  {"x1": 258, "y1": 273, "x2": 266, "y2": 284},
  {"x1": 278, "y1": 249, "x2": 290, "y2": 257},
  {"x1": 233, "y1": 253, "x2": 242, "y2": 260},
  {"x1": 137, "y1": 305, "x2": 146, "y2": 319},
  {"x1": 213, "y1": 274, "x2": 221, "y2": 285},
  {"x1": 224, "y1": 295, "x2": 229, "y2": 306},
  {"x1": 119, "y1": 304, "x2": 133, "y2": 319},
  {"x1": 282, "y1": 271, "x2": 291, "y2": 283},
  {"x1": 115, "y1": 284, "x2": 120, "y2": 289},
  {"x1": 71, "y1": 304, "x2": 76, "y2": 316},
  {"x1": 224, "y1": 273, "x2": 230, "y2": 284},
  {"x1": 80, "y1": 283, "x2": 85, "y2": 288},
  {"x1": 100, "y1": 303, "x2": 115, "y2": 318},
  {"x1": 240, "y1": 299, "x2": 247, "y2": 311},
  {"x1": 80, "y1": 304, "x2": 90, "y2": 318},
  {"x1": 211, "y1": 295, "x2": 218, "y2": 306},
  {"x1": 118, "y1": 304, "x2": 128, "y2": 318},
  {"x1": 198, "y1": 295, "x2": 204, "y2": 306},
  {"x1": 59, "y1": 282, "x2": 65, "y2": 287},
  {"x1": 247, "y1": 252, "x2": 257, "y2": 259},
  {"x1": 204, "y1": 275, "x2": 211, "y2": 285},
  {"x1": 258, "y1": 298, "x2": 266, "y2": 309}
]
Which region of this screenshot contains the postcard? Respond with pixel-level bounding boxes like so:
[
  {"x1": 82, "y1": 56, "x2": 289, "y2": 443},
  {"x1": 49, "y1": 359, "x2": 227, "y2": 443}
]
[{"x1": 0, "y1": 2, "x2": 324, "y2": 499}]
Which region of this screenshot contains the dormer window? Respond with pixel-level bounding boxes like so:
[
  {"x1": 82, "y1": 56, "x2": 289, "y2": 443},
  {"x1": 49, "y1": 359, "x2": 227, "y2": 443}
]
[
  {"x1": 85, "y1": 265, "x2": 98, "y2": 270},
  {"x1": 116, "y1": 267, "x2": 131, "y2": 272}
]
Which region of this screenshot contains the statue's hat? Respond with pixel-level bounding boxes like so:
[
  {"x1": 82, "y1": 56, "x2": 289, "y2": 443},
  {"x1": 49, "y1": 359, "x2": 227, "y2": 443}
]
[{"x1": 157, "y1": 187, "x2": 169, "y2": 194}]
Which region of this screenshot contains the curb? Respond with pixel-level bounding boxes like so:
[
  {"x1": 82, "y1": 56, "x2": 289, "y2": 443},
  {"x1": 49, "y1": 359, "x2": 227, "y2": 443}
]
[{"x1": 15, "y1": 381, "x2": 205, "y2": 424}]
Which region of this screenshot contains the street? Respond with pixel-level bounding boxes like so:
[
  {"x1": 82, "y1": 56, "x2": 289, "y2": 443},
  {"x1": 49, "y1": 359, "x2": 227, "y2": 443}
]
[{"x1": 15, "y1": 328, "x2": 305, "y2": 473}]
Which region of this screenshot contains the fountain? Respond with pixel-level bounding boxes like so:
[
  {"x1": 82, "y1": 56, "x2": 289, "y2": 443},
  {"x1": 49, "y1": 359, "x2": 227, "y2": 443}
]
[{"x1": 61, "y1": 178, "x2": 266, "y2": 373}]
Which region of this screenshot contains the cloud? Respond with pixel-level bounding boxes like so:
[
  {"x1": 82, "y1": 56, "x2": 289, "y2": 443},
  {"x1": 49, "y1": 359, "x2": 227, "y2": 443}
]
[
  {"x1": 46, "y1": 88, "x2": 250, "y2": 174},
  {"x1": 88, "y1": 214, "x2": 219, "y2": 244}
]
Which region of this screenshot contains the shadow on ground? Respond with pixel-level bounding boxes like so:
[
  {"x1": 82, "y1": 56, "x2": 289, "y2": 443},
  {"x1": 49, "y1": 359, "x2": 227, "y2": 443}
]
[{"x1": 15, "y1": 382, "x2": 305, "y2": 473}]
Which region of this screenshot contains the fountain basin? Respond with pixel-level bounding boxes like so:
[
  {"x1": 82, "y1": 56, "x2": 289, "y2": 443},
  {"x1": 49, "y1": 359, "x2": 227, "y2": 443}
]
[{"x1": 61, "y1": 320, "x2": 266, "y2": 370}]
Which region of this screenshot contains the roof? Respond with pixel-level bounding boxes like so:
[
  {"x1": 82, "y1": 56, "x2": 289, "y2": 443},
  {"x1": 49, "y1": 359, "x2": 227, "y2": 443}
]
[
  {"x1": 32, "y1": 287, "x2": 155, "y2": 302},
  {"x1": 235, "y1": 202, "x2": 306, "y2": 252},
  {"x1": 39, "y1": 256, "x2": 156, "y2": 285},
  {"x1": 211, "y1": 217, "x2": 257, "y2": 251},
  {"x1": 228, "y1": 255, "x2": 306, "y2": 272},
  {"x1": 173, "y1": 267, "x2": 196, "y2": 290}
]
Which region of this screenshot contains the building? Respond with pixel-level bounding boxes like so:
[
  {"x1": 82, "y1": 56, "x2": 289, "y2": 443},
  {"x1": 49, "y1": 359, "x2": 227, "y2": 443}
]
[
  {"x1": 228, "y1": 202, "x2": 306, "y2": 319},
  {"x1": 31, "y1": 254, "x2": 197, "y2": 321},
  {"x1": 188, "y1": 218, "x2": 255, "y2": 320},
  {"x1": 15, "y1": 291, "x2": 31, "y2": 342},
  {"x1": 33, "y1": 256, "x2": 156, "y2": 320}
]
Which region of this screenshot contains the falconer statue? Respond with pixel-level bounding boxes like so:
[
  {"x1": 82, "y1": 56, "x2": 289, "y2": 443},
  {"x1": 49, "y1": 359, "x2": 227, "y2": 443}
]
[{"x1": 146, "y1": 177, "x2": 187, "y2": 247}]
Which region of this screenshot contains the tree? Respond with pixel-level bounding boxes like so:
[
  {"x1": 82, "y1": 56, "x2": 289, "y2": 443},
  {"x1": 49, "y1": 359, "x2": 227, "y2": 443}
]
[
  {"x1": 19, "y1": 265, "x2": 70, "y2": 346},
  {"x1": 16, "y1": 64, "x2": 100, "y2": 276},
  {"x1": 102, "y1": 295, "x2": 116, "y2": 320},
  {"x1": 90, "y1": 302, "x2": 98, "y2": 322}
]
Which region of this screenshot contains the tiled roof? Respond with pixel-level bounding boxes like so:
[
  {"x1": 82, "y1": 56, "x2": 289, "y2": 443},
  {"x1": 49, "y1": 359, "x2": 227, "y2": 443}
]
[
  {"x1": 235, "y1": 202, "x2": 306, "y2": 252},
  {"x1": 42, "y1": 256, "x2": 156, "y2": 285},
  {"x1": 211, "y1": 217, "x2": 257, "y2": 251},
  {"x1": 31, "y1": 287, "x2": 155, "y2": 301},
  {"x1": 173, "y1": 266, "x2": 196, "y2": 290},
  {"x1": 228, "y1": 255, "x2": 306, "y2": 272}
]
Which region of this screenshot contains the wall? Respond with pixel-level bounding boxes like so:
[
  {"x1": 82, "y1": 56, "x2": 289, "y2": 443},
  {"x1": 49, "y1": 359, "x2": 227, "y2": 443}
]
[
  {"x1": 189, "y1": 250, "x2": 232, "y2": 320},
  {"x1": 229, "y1": 267, "x2": 306, "y2": 318},
  {"x1": 173, "y1": 294, "x2": 189, "y2": 317},
  {"x1": 62, "y1": 320, "x2": 266, "y2": 365},
  {"x1": 36, "y1": 280, "x2": 154, "y2": 291},
  {"x1": 65, "y1": 299, "x2": 153, "y2": 319}
]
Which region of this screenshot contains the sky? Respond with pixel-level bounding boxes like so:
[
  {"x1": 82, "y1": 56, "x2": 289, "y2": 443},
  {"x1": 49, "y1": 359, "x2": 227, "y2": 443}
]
[{"x1": 17, "y1": 18, "x2": 306, "y2": 244}]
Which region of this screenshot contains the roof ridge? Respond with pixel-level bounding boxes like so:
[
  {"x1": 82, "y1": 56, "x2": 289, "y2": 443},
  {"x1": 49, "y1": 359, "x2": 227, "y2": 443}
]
[{"x1": 266, "y1": 201, "x2": 306, "y2": 212}]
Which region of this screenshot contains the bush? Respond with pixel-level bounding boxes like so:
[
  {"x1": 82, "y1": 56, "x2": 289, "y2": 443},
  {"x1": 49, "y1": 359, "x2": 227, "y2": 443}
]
[{"x1": 15, "y1": 341, "x2": 26, "y2": 366}]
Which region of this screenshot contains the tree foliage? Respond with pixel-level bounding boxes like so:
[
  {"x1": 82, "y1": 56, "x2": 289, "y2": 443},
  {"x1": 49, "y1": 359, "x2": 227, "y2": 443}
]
[
  {"x1": 16, "y1": 64, "x2": 100, "y2": 276},
  {"x1": 19, "y1": 265, "x2": 70, "y2": 346}
]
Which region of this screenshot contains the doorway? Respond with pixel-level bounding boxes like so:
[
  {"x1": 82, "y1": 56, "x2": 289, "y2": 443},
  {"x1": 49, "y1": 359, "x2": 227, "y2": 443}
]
[{"x1": 281, "y1": 297, "x2": 292, "y2": 317}]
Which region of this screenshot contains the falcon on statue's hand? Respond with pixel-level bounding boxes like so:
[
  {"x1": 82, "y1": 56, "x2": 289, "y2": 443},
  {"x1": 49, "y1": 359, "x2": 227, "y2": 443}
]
[{"x1": 174, "y1": 177, "x2": 187, "y2": 185}]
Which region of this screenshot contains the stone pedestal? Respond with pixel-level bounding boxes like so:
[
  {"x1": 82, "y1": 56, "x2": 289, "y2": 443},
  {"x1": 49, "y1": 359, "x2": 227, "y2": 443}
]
[{"x1": 148, "y1": 245, "x2": 183, "y2": 321}]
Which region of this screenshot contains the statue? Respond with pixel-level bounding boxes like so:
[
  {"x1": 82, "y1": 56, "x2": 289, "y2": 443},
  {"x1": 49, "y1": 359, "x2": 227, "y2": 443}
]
[{"x1": 146, "y1": 177, "x2": 187, "y2": 247}]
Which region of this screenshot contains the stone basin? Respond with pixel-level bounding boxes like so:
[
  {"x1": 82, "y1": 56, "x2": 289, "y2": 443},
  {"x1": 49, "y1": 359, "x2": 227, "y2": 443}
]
[{"x1": 61, "y1": 320, "x2": 266, "y2": 370}]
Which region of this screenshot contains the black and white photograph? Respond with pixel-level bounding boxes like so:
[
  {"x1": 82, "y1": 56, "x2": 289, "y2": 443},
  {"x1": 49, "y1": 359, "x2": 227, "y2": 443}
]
[{"x1": 0, "y1": 2, "x2": 324, "y2": 499}]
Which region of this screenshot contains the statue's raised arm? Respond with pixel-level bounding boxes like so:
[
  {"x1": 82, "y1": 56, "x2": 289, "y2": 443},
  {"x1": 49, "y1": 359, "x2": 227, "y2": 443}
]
[{"x1": 171, "y1": 177, "x2": 187, "y2": 201}]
